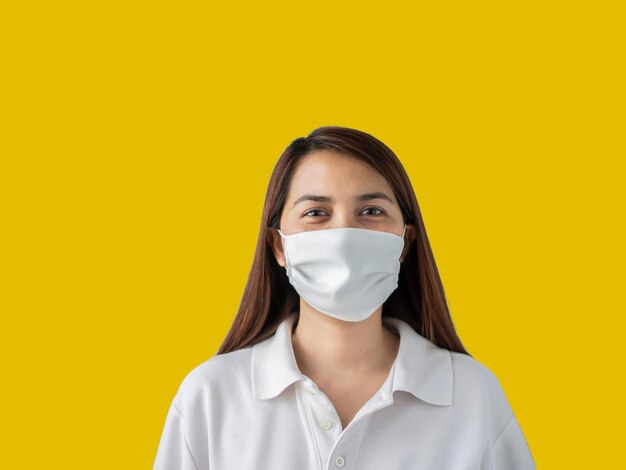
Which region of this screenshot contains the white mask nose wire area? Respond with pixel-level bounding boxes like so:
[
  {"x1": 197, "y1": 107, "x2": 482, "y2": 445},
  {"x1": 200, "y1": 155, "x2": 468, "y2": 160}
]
[{"x1": 278, "y1": 225, "x2": 406, "y2": 237}]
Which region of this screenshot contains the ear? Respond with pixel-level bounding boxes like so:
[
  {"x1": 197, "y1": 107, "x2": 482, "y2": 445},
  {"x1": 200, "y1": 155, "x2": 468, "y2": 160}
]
[
  {"x1": 267, "y1": 227, "x2": 286, "y2": 267},
  {"x1": 399, "y1": 224, "x2": 416, "y2": 263}
]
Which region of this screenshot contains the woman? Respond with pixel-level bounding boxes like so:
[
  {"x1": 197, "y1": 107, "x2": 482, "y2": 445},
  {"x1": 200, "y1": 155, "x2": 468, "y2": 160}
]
[{"x1": 153, "y1": 126, "x2": 536, "y2": 469}]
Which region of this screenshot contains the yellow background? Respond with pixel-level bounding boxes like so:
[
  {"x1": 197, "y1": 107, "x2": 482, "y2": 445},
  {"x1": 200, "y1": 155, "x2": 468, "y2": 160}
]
[{"x1": 1, "y1": 1, "x2": 624, "y2": 468}]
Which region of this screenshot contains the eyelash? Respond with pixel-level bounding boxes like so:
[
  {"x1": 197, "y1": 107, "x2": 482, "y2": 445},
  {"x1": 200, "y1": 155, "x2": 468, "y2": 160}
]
[{"x1": 303, "y1": 207, "x2": 385, "y2": 217}]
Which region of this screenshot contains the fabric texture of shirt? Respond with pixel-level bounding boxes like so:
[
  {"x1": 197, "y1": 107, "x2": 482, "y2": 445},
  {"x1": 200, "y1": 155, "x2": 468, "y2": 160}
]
[{"x1": 153, "y1": 312, "x2": 536, "y2": 469}]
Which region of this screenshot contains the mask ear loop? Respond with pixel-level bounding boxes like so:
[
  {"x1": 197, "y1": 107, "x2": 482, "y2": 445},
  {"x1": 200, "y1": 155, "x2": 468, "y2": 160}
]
[
  {"x1": 402, "y1": 223, "x2": 407, "y2": 239},
  {"x1": 275, "y1": 228, "x2": 289, "y2": 269}
]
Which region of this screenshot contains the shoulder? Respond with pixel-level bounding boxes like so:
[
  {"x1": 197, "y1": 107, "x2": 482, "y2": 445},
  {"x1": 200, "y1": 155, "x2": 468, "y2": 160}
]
[
  {"x1": 449, "y1": 352, "x2": 514, "y2": 423},
  {"x1": 450, "y1": 351, "x2": 503, "y2": 391},
  {"x1": 173, "y1": 346, "x2": 254, "y2": 414}
]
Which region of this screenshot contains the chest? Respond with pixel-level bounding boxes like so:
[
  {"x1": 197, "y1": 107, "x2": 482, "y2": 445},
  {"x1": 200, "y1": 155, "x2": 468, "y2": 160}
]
[{"x1": 206, "y1": 388, "x2": 488, "y2": 470}]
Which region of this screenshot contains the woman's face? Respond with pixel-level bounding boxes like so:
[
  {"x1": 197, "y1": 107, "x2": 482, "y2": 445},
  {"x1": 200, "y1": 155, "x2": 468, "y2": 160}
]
[{"x1": 268, "y1": 150, "x2": 416, "y2": 267}]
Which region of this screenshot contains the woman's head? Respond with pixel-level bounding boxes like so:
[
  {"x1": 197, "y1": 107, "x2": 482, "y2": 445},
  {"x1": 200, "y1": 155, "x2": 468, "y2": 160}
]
[{"x1": 217, "y1": 126, "x2": 470, "y2": 356}]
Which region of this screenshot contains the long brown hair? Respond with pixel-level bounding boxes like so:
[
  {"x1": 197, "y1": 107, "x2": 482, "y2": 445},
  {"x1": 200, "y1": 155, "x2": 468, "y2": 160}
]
[{"x1": 217, "y1": 126, "x2": 471, "y2": 357}]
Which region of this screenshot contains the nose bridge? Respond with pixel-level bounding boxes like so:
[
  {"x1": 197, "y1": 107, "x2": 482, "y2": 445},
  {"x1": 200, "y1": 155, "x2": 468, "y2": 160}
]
[{"x1": 329, "y1": 207, "x2": 359, "y2": 229}]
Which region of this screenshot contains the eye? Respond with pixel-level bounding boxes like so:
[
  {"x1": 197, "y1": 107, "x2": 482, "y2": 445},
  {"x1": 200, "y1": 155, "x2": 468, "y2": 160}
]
[
  {"x1": 361, "y1": 207, "x2": 385, "y2": 216},
  {"x1": 303, "y1": 209, "x2": 328, "y2": 217}
]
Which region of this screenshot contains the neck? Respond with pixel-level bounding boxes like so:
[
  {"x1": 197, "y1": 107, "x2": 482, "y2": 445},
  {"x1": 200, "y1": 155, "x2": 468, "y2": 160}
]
[{"x1": 290, "y1": 301, "x2": 400, "y2": 381}]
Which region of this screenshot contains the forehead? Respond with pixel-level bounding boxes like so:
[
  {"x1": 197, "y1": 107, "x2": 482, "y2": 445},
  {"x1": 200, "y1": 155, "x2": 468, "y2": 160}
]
[{"x1": 288, "y1": 150, "x2": 394, "y2": 198}]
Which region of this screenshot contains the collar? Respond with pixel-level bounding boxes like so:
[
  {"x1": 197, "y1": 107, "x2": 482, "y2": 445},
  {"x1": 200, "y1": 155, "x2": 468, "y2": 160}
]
[{"x1": 251, "y1": 312, "x2": 453, "y2": 406}]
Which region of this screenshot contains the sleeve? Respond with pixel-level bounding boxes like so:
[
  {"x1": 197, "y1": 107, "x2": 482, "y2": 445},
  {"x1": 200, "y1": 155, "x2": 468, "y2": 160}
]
[
  {"x1": 489, "y1": 413, "x2": 536, "y2": 470},
  {"x1": 153, "y1": 396, "x2": 200, "y2": 470}
]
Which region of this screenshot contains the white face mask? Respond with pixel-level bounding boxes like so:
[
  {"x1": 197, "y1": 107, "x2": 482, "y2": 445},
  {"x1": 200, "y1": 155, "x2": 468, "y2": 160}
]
[{"x1": 277, "y1": 224, "x2": 407, "y2": 322}]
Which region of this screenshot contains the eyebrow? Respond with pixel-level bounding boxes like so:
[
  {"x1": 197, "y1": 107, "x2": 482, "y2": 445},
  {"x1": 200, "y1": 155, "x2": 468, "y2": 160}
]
[{"x1": 291, "y1": 191, "x2": 394, "y2": 208}]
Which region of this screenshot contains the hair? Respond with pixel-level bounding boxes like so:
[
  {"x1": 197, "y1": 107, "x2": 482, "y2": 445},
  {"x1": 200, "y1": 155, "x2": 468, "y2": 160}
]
[{"x1": 217, "y1": 125, "x2": 471, "y2": 356}]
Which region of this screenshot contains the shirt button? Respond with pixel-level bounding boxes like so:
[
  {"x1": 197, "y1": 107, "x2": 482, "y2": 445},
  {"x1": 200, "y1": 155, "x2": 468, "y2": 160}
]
[
  {"x1": 320, "y1": 418, "x2": 333, "y2": 430},
  {"x1": 335, "y1": 456, "x2": 345, "y2": 467}
]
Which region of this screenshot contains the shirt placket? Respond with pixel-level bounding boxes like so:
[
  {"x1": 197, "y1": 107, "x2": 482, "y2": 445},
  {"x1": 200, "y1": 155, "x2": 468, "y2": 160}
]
[
  {"x1": 298, "y1": 368, "x2": 396, "y2": 470},
  {"x1": 299, "y1": 377, "x2": 343, "y2": 468}
]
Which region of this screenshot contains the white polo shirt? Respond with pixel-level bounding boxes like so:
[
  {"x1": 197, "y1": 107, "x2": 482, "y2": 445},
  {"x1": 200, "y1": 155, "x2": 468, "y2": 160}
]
[{"x1": 154, "y1": 312, "x2": 536, "y2": 469}]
